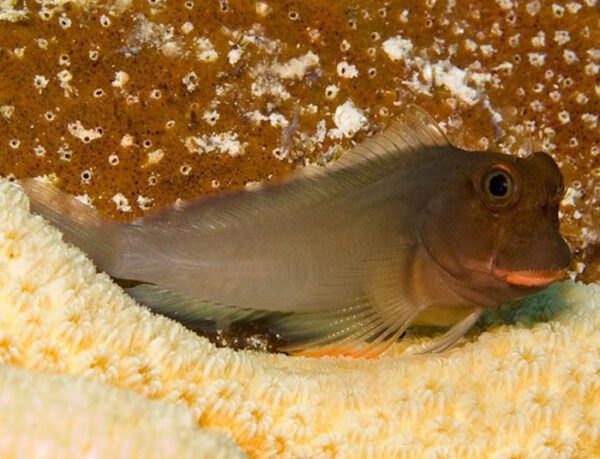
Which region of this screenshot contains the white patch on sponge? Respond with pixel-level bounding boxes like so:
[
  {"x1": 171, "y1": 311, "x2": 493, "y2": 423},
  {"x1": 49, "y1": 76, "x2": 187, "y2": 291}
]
[
  {"x1": 328, "y1": 99, "x2": 368, "y2": 139},
  {"x1": 184, "y1": 131, "x2": 245, "y2": 156}
]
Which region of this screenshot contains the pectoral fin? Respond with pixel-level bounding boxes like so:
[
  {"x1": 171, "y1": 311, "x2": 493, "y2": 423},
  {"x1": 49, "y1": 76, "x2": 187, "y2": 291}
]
[
  {"x1": 127, "y1": 284, "x2": 428, "y2": 359},
  {"x1": 280, "y1": 299, "x2": 428, "y2": 359},
  {"x1": 127, "y1": 284, "x2": 274, "y2": 328},
  {"x1": 416, "y1": 307, "x2": 484, "y2": 354}
]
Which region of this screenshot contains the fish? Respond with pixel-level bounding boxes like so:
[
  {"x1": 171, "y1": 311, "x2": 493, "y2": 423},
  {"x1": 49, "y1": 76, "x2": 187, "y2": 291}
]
[{"x1": 19, "y1": 107, "x2": 572, "y2": 358}]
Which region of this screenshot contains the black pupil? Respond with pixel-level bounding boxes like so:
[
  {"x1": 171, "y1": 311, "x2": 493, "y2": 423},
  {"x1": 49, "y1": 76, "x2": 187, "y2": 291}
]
[{"x1": 489, "y1": 173, "x2": 509, "y2": 197}]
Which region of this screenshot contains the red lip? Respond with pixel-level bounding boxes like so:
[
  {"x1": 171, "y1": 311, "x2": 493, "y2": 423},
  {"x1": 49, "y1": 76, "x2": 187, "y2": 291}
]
[{"x1": 496, "y1": 269, "x2": 567, "y2": 287}]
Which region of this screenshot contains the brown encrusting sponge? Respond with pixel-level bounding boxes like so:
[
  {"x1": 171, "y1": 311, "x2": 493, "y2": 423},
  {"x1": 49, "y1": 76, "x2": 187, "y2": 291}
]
[{"x1": 0, "y1": 0, "x2": 598, "y2": 280}]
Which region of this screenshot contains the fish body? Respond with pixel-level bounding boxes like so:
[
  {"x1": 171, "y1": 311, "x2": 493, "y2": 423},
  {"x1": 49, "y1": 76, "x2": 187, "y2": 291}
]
[
  {"x1": 108, "y1": 152, "x2": 458, "y2": 312},
  {"x1": 21, "y1": 107, "x2": 571, "y2": 358}
]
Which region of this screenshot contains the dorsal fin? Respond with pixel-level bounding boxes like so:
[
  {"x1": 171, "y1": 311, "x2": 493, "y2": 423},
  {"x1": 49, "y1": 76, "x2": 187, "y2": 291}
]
[
  {"x1": 136, "y1": 106, "x2": 451, "y2": 233},
  {"x1": 320, "y1": 104, "x2": 448, "y2": 171}
]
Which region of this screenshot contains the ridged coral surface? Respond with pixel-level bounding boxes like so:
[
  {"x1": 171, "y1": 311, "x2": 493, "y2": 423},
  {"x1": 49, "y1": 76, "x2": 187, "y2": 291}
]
[
  {"x1": 1, "y1": 179, "x2": 600, "y2": 457},
  {"x1": 0, "y1": 364, "x2": 243, "y2": 458}
]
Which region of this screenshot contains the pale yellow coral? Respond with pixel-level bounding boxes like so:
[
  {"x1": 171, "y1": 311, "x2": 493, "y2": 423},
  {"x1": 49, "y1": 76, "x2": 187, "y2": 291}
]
[
  {"x1": 1, "y1": 178, "x2": 600, "y2": 457},
  {"x1": 0, "y1": 364, "x2": 243, "y2": 458}
]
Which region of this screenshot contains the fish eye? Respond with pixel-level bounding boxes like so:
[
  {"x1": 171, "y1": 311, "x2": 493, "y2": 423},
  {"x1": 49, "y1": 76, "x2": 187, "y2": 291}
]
[{"x1": 482, "y1": 167, "x2": 515, "y2": 204}]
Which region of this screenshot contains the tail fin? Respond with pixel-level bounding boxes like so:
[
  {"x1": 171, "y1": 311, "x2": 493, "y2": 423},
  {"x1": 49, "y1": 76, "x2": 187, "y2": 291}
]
[{"x1": 19, "y1": 178, "x2": 123, "y2": 273}]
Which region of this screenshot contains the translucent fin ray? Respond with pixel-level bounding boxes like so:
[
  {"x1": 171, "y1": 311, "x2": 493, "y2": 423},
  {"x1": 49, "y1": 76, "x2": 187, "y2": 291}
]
[
  {"x1": 416, "y1": 308, "x2": 484, "y2": 354},
  {"x1": 282, "y1": 299, "x2": 429, "y2": 359}
]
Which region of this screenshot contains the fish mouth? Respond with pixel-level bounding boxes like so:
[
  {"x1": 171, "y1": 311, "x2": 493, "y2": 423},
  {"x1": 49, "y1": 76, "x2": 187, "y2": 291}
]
[{"x1": 493, "y1": 268, "x2": 567, "y2": 288}]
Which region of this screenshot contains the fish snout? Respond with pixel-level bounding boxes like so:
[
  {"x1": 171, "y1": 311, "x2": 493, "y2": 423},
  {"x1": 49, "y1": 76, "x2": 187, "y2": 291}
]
[
  {"x1": 497, "y1": 237, "x2": 572, "y2": 288},
  {"x1": 493, "y1": 228, "x2": 572, "y2": 288},
  {"x1": 503, "y1": 268, "x2": 567, "y2": 288},
  {"x1": 527, "y1": 152, "x2": 562, "y2": 182}
]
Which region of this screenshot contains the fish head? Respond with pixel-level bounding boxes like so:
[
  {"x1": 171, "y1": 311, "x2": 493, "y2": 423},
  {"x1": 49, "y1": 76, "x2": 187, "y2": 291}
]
[{"x1": 419, "y1": 150, "x2": 572, "y2": 307}]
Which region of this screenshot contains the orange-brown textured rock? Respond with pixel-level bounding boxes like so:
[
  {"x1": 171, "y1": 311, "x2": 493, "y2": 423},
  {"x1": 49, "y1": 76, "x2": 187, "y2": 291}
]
[{"x1": 0, "y1": 0, "x2": 598, "y2": 279}]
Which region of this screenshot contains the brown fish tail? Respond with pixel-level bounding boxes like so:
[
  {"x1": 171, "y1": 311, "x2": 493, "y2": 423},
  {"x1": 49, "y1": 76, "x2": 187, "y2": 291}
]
[{"x1": 19, "y1": 179, "x2": 125, "y2": 274}]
